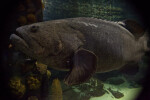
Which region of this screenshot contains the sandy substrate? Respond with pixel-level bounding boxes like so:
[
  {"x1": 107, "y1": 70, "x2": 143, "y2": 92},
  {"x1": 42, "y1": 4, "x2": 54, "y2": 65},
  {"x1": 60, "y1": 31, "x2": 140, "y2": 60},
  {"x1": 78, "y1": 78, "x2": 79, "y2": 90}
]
[{"x1": 90, "y1": 77, "x2": 142, "y2": 100}]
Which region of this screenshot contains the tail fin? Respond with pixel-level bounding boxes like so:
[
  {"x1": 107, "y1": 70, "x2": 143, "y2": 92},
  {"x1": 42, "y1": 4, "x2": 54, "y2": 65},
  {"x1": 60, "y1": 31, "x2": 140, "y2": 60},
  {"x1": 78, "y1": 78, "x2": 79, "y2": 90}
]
[{"x1": 140, "y1": 30, "x2": 150, "y2": 52}]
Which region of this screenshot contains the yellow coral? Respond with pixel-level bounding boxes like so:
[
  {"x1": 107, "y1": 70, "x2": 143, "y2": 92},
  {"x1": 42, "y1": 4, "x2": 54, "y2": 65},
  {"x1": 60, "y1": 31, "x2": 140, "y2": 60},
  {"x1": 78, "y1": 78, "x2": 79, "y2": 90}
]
[
  {"x1": 35, "y1": 61, "x2": 47, "y2": 74},
  {"x1": 9, "y1": 77, "x2": 26, "y2": 98},
  {"x1": 27, "y1": 76, "x2": 41, "y2": 90},
  {"x1": 51, "y1": 78, "x2": 63, "y2": 100},
  {"x1": 47, "y1": 70, "x2": 51, "y2": 79},
  {"x1": 14, "y1": 84, "x2": 26, "y2": 95},
  {"x1": 17, "y1": 16, "x2": 27, "y2": 26},
  {"x1": 9, "y1": 77, "x2": 21, "y2": 89},
  {"x1": 27, "y1": 13, "x2": 37, "y2": 23}
]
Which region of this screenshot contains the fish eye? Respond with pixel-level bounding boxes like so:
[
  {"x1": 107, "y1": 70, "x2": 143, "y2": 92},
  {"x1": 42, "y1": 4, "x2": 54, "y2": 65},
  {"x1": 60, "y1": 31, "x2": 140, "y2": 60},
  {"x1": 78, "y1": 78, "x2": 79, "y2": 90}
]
[{"x1": 30, "y1": 25, "x2": 39, "y2": 33}]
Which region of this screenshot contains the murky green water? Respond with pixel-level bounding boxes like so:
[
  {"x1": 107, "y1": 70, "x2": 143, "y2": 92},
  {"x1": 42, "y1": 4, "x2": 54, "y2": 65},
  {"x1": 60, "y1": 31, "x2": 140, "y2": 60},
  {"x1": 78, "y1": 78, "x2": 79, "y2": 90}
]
[{"x1": 43, "y1": 0, "x2": 140, "y2": 21}]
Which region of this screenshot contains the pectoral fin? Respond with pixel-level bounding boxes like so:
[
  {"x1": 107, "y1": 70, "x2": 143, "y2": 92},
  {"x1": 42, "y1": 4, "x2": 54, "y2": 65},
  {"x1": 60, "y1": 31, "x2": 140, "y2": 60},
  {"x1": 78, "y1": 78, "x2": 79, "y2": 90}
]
[{"x1": 64, "y1": 49, "x2": 97, "y2": 86}]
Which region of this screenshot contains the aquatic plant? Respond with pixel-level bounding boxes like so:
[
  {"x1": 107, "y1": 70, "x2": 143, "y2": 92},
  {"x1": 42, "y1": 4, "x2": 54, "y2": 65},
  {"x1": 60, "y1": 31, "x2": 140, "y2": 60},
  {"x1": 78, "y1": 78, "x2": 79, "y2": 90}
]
[
  {"x1": 9, "y1": 77, "x2": 26, "y2": 98},
  {"x1": 26, "y1": 76, "x2": 41, "y2": 90},
  {"x1": 51, "y1": 78, "x2": 63, "y2": 100}
]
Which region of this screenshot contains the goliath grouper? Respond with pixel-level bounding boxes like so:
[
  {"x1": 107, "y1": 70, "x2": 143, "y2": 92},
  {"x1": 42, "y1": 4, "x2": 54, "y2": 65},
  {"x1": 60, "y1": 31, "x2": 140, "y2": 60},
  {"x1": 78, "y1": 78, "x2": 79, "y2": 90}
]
[{"x1": 10, "y1": 17, "x2": 149, "y2": 85}]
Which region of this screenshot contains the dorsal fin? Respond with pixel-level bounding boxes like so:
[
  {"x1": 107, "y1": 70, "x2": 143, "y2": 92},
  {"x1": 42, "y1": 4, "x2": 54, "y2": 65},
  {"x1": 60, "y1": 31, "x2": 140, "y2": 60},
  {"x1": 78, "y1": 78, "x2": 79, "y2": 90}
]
[{"x1": 121, "y1": 19, "x2": 145, "y2": 39}]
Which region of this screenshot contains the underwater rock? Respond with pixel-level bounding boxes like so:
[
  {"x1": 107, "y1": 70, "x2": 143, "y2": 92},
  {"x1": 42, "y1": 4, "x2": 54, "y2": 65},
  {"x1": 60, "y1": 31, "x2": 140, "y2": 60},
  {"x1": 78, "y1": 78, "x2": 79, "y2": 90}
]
[
  {"x1": 86, "y1": 78, "x2": 105, "y2": 96},
  {"x1": 27, "y1": 8, "x2": 36, "y2": 13},
  {"x1": 17, "y1": 4, "x2": 26, "y2": 12},
  {"x1": 70, "y1": 78, "x2": 106, "y2": 99},
  {"x1": 9, "y1": 77, "x2": 26, "y2": 98},
  {"x1": 107, "y1": 77, "x2": 125, "y2": 85},
  {"x1": 50, "y1": 78, "x2": 63, "y2": 100},
  {"x1": 25, "y1": 0, "x2": 36, "y2": 13},
  {"x1": 108, "y1": 88, "x2": 124, "y2": 99},
  {"x1": 27, "y1": 13, "x2": 37, "y2": 23},
  {"x1": 16, "y1": 0, "x2": 43, "y2": 26},
  {"x1": 26, "y1": 76, "x2": 41, "y2": 90},
  {"x1": 28, "y1": 96, "x2": 38, "y2": 100}
]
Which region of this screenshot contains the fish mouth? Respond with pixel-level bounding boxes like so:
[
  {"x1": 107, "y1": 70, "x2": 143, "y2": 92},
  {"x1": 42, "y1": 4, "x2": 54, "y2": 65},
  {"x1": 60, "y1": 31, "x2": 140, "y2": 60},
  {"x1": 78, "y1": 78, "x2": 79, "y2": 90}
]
[
  {"x1": 10, "y1": 33, "x2": 37, "y2": 61},
  {"x1": 10, "y1": 33, "x2": 29, "y2": 48}
]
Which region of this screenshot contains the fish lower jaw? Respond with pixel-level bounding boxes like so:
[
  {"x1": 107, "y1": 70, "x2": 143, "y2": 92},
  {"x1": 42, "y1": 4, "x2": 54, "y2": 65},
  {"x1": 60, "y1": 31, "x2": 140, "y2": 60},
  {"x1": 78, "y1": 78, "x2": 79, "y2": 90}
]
[{"x1": 10, "y1": 34, "x2": 29, "y2": 48}]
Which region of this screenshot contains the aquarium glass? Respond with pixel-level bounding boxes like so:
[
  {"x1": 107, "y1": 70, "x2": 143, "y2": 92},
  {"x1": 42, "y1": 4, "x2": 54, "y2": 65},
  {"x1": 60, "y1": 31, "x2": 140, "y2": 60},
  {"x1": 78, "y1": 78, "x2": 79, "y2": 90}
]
[{"x1": 6, "y1": 0, "x2": 149, "y2": 100}]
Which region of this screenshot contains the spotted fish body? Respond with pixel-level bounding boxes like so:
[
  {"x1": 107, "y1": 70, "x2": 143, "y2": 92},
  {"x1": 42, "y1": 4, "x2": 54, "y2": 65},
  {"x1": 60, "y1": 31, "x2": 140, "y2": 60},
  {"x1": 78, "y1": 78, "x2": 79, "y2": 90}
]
[{"x1": 10, "y1": 17, "x2": 149, "y2": 85}]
